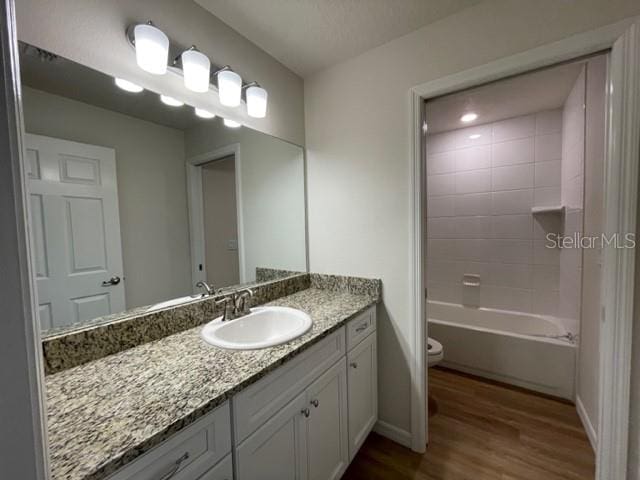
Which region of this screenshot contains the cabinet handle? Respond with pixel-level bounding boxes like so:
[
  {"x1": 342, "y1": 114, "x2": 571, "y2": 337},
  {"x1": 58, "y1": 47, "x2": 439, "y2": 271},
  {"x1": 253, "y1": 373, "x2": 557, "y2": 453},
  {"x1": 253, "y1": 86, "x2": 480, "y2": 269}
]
[
  {"x1": 350, "y1": 362, "x2": 358, "y2": 369},
  {"x1": 157, "y1": 452, "x2": 189, "y2": 480},
  {"x1": 355, "y1": 323, "x2": 368, "y2": 332},
  {"x1": 310, "y1": 399, "x2": 319, "y2": 408},
  {"x1": 301, "y1": 408, "x2": 310, "y2": 418}
]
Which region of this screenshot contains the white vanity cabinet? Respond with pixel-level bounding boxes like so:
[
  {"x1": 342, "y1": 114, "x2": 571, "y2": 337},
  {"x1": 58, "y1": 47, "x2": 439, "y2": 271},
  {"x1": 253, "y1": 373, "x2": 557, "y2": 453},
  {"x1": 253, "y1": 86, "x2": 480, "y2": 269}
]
[
  {"x1": 106, "y1": 401, "x2": 232, "y2": 480},
  {"x1": 106, "y1": 306, "x2": 377, "y2": 480},
  {"x1": 346, "y1": 329, "x2": 378, "y2": 460},
  {"x1": 233, "y1": 305, "x2": 377, "y2": 480}
]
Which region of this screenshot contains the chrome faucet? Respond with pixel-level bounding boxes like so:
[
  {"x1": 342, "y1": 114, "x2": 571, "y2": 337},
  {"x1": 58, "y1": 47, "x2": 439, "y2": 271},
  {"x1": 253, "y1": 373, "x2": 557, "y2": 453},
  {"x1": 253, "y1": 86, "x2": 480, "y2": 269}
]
[
  {"x1": 196, "y1": 281, "x2": 215, "y2": 296},
  {"x1": 234, "y1": 288, "x2": 254, "y2": 317},
  {"x1": 216, "y1": 288, "x2": 254, "y2": 321}
]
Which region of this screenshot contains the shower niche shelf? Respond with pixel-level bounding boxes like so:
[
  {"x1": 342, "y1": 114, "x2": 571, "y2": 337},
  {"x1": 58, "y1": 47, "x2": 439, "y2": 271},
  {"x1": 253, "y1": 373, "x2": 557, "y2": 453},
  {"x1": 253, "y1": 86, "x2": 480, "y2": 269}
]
[{"x1": 531, "y1": 205, "x2": 565, "y2": 215}]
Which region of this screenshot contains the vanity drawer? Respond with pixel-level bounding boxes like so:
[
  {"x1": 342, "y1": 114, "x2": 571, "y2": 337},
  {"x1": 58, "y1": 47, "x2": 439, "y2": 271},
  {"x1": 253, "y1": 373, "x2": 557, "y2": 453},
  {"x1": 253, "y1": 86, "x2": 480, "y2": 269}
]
[
  {"x1": 233, "y1": 327, "x2": 346, "y2": 443},
  {"x1": 107, "y1": 402, "x2": 231, "y2": 480},
  {"x1": 346, "y1": 306, "x2": 376, "y2": 351}
]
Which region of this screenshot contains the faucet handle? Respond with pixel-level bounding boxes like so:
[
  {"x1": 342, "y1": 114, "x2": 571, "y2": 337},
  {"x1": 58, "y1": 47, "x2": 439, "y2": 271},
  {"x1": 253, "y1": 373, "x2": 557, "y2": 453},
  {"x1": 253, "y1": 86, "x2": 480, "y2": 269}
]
[
  {"x1": 215, "y1": 296, "x2": 232, "y2": 321},
  {"x1": 236, "y1": 288, "x2": 254, "y2": 314}
]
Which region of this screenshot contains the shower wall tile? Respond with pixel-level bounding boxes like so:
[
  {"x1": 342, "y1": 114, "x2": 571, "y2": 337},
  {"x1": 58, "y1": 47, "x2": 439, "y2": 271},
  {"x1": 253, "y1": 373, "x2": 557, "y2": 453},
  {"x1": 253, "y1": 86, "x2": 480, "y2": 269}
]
[
  {"x1": 426, "y1": 109, "x2": 563, "y2": 316},
  {"x1": 454, "y1": 193, "x2": 491, "y2": 216},
  {"x1": 491, "y1": 137, "x2": 534, "y2": 167},
  {"x1": 491, "y1": 189, "x2": 533, "y2": 215}
]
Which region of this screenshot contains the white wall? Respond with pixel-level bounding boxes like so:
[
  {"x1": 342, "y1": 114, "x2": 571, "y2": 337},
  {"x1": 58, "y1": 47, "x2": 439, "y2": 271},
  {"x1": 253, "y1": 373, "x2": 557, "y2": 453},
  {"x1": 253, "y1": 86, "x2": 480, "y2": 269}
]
[
  {"x1": 185, "y1": 122, "x2": 307, "y2": 282},
  {"x1": 22, "y1": 87, "x2": 192, "y2": 310},
  {"x1": 559, "y1": 67, "x2": 586, "y2": 336},
  {"x1": 15, "y1": 0, "x2": 305, "y2": 146},
  {"x1": 304, "y1": 0, "x2": 640, "y2": 436},
  {"x1": 426, "y1": 110, "x2": 562, "y2": 316}
]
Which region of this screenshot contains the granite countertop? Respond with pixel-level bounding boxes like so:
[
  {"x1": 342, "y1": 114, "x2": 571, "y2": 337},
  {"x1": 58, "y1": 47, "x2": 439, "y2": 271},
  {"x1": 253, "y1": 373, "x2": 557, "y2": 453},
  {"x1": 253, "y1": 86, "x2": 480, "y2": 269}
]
[{"x1": 46, "y1": 287, "x2": 378, "y2": 480}]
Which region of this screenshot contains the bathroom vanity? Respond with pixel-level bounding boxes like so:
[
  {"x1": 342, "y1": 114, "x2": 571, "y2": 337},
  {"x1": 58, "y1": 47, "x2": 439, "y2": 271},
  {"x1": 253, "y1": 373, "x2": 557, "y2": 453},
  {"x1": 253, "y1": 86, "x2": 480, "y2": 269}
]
[
  {"x1": 45, "y1": 275, "x2": 380, "y2": 480},
  {"x1": 17, "y1": 28, "x2": 381, "y2": 480}
]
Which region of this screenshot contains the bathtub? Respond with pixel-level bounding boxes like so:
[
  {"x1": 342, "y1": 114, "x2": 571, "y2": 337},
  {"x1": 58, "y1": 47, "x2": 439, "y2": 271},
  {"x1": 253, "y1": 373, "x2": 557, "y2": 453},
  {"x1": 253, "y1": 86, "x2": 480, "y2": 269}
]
[{"x1": 428, "y1": 300, "x2": 576, "y2": 400}]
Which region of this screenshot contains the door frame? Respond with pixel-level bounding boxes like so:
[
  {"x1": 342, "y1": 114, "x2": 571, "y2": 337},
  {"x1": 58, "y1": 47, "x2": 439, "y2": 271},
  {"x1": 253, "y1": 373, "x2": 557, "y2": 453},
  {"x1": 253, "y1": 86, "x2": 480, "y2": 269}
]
[
  {"x1": 408, "y1": 16, "x2": 640, "y2": 479},
  {"x1": 186, "y1": 143, "x2": 245, "y2": 288}
]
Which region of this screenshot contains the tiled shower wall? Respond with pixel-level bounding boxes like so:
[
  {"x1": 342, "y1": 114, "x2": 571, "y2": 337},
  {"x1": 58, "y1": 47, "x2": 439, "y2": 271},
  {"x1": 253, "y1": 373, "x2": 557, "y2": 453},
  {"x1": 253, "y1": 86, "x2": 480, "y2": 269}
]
[
  {"x1": 560, "y1": 66, "x2": 586, "y2": 334},
  {"x1": 426, "y1": 110, "x2": 563, "y2": 315}
]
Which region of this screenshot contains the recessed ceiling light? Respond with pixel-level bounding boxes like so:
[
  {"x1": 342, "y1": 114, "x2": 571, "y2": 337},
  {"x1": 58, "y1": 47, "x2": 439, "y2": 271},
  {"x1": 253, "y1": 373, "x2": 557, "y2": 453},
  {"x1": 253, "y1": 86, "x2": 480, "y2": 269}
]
[
  {"x1": 194, "y1": 107, "x2": 215, "y2": 119},
  {"x1": 223, "y1": 118, "x2": 241, "y2": 128},
  {"x1": 469, "y1": 134, "x2": 482, "y2": 139},
  {"x1": 115, "y1": 78, "x2": 143, "y2": 93},
  {"x1": 160, "y1": 95, "x2": 184, "y2": 107},
  {"x1": 460, "y1": 112, "x2": 478, "y2": 123}
]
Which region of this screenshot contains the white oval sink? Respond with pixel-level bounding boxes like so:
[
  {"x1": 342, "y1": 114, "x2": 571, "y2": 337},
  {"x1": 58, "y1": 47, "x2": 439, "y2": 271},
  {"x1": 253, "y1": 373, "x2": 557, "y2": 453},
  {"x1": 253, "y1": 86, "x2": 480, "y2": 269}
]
[
  {"x1": 146, "y1": 295, "x2": 202, "y2": 313},
  {"x1": 201, "y1": 306, "x2": 312, "y2": 350}
]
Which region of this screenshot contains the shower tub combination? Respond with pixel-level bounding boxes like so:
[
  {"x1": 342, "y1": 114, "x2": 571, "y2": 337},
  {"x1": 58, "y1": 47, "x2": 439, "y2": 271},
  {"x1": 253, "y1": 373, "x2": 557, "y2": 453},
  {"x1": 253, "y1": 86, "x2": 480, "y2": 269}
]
[{"x1": 428, "y1": 301, "x2": 576, "y2": 400}]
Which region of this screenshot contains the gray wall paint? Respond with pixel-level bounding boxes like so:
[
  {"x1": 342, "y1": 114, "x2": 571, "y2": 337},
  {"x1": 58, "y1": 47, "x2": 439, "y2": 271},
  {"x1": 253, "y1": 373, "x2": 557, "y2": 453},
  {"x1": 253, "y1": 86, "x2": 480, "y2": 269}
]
[
  {"x1": 202, "y1": 157, "x2": 240, "y2": 287},
  {"x1": 186, "y1": 122, "x2": 307, "y2": 282},
  {"x1": 15, "y1": 0, "x2": 305, "y2": 146},
  {"x1": 304, "y1": 0, "x2": 640, "y2": 436},
  {"x1": 22, "y1": 87, "x2": 192, "y2": 310}
]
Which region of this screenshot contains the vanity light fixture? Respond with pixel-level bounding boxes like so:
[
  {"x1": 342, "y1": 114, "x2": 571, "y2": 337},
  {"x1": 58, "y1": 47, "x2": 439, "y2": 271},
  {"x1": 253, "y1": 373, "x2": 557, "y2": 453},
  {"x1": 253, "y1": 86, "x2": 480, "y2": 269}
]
[
  {"x1": 133, "y1": 22, "x2": 169, "y2": 75},
  {"x1": 245, "y1": 83, "x2": 268, "y2": 118},
  {"x1": 195, "y1": 107, "x2": 215, "y2": 119},
  {"x1": 181, "y1": 46, "x2": 211, "y2": 93},
  {"x1": 469, "y1": 134, "x2": 482, "y2": 139},
  {"x1": 216, "y1": 66, "x2": 242, "y2": 107},
  {"x1": 126, "y1": 22, "x2": 269, "y2": 116},
  {"x1": 160, "y1": 95, "x2": 184, "y2": 107},
  {"x1": 115, "y1": 78, "x2": 144, "y2": 93},
  {"x1": 223, "y1": 118, "x2": 241, "y2": 128},
  {"x1": 461, "y1": 112, "x2": 478, "y2": 123}
]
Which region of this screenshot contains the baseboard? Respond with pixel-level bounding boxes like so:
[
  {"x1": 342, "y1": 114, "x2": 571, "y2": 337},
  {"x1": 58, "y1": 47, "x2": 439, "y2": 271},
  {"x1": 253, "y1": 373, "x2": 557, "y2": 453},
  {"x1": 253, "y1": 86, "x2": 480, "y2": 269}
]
[
  {"x1": 576, "y1": 396, "x2": 597, "y2": 452},
  {"x1": 373, "y1": 420, "x2": 411, "y2": 448}
]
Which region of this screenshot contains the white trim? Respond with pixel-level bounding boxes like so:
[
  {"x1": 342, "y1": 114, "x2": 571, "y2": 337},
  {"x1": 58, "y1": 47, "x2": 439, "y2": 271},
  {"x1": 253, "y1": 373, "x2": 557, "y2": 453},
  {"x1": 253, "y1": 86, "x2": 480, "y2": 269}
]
[
  {"x1": 186, "y1": 143, "x2": 246, "y2": 288},
  {"x1": 408, "y1": 88, "x2": 426, "y2": 452},
  {"x1": 373, "y1": 421, "x2": 412, "y2": 448},
  {"x1": 0, "y1": 0, "x2": 49, "y2": 478},
  {"x1": 597, "y1": 20, "x2": 640, "y2": 480},
  {"x1": 409, "y1": 17, "x2": 640, "y2": 476},
  {"x1": 576, "y1": 396, "x2": 598, "y2": 453}
]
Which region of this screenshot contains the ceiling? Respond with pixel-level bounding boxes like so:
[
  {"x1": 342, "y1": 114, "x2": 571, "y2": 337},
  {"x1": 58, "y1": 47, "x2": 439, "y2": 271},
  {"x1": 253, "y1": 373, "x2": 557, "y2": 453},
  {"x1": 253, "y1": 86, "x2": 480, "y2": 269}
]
[
  {"x1": 194, "y1": 0, "x2": 482, "y2": 77},
  {"x1": 425, "y1": 60, "x2": 585, "y2": 134}
]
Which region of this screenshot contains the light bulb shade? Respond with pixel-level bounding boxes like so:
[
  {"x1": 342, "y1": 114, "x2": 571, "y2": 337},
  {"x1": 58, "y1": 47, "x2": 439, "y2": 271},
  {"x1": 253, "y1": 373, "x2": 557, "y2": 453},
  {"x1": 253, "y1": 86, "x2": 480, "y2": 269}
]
[
  {"x1": 182, "y1": 49, "x2": 210, "y2": 93},
  {"x1": 195, "y1": 107, "x2": 215, "y2": 119},
  {"x1": 246, "y1": 86, "x2": 268, "y2": 118},
  {"x1": 160, "y1": 95, "x2": 184, "y2": 107},
  {"x1": 218, "y1": 70, "x2": 242, "y2": 107},
  {"x1": 223, "y1": 118, "x2": 241, "y2": 128},
  {"x1": 115, "y1": 78, "x2": 144, "y2": 93},
  {"x1": 134, "y1": 23, "x2": 169, "y2": 75}
]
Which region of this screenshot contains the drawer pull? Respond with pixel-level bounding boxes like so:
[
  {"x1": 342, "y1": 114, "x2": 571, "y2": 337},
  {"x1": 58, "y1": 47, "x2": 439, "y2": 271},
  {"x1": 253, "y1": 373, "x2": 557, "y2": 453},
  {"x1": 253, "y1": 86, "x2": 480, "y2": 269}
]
[
  {"x1": 350, "y1": 362, "x2": 358, "y2": 369},
  {"x1": 301, "y1": 408, "x2": 311, "y2": 418},
  {"x1": 355, "y1": 323, "x2": 368, "y2": 332},
  {"x1": 310, "y1": 399, "x2": 319, "y2": 408},
  {"x1": 158, "y1": 452, "x2": 189, "y2": 480}
]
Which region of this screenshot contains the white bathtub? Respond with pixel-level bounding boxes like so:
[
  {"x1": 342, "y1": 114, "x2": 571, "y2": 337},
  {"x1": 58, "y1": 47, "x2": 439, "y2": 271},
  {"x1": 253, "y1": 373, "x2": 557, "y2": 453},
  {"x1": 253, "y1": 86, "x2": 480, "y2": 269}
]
[{"x1": 428, "y1": 301, "x2": 576, "y2": 400}]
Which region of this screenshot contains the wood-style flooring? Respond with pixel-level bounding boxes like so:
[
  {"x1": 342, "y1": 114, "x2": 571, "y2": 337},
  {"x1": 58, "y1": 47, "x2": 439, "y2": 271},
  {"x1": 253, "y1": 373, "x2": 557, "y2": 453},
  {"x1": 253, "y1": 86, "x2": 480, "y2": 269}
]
[{"x1": 342, "y1": 367, "x2": 595, "y2": 480}]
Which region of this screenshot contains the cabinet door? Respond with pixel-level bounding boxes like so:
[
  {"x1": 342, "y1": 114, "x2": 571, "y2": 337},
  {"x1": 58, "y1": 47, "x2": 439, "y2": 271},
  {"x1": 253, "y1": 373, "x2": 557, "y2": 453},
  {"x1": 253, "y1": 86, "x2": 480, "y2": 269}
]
[
  {"x1": 197, "y1": 455, "x2": 232, "y2": 480},
  {"x1": 347, "y1": 332, "x2": 378, "y2": 460},
  {"x1": 305, "y1": 360, "x2": 349, "y2": 480},
  {"x1": 236, "y1": 392, "x2": 308, "y2": 480}
]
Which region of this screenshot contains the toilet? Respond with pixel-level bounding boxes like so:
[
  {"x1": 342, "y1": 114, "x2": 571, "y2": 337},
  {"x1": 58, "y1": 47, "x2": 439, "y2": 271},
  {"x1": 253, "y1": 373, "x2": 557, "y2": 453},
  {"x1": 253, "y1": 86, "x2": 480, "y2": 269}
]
[{"x1": 427, "y1": 337, "x2": 444, "y2": 367}]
